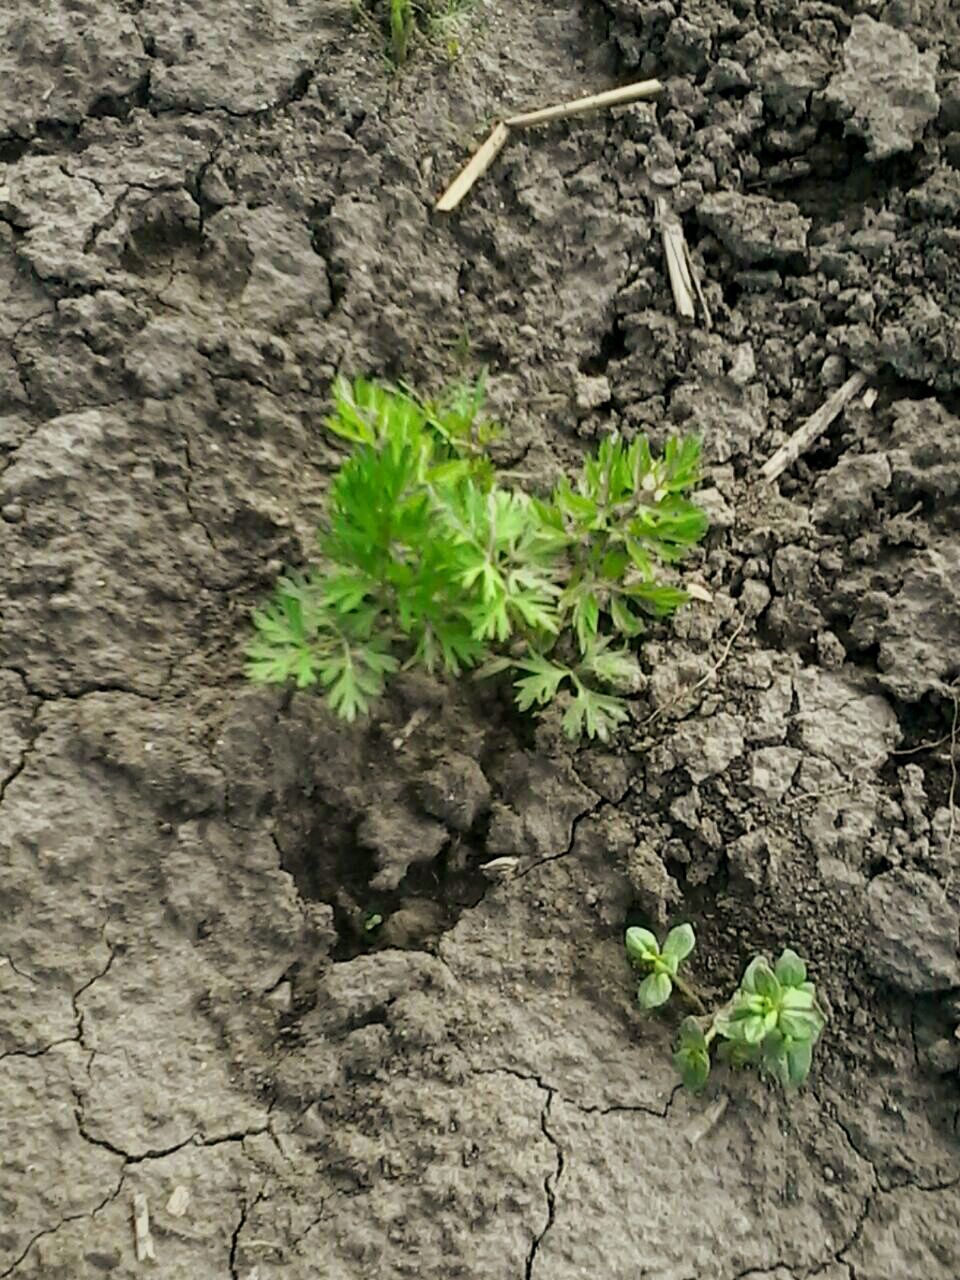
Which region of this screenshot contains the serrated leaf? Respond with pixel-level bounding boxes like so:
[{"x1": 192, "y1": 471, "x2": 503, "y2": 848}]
[
  {"x1": 561, "y1": 686, "x2": 630, "y2": 742},
  {"x1": 555, "y1": 480, "x2": 597, "y2": 524},
  {"x1": 513, "y1": 657, "x2": 569, "y2": 711},
  {"x1": 571, "y1": 593, "x2": 600, "y2": 651},
  {"x1": 322, "y1": 572, "x2": 375, "y2": 613},
  {"x1": 580, "y1": 640, "x2": 643, "y2": 693},
  {"x1": 625, "y1": 581, "x2": 691, "y2": 616},
  {"x1": 316, "y1": 641, "x2": 400, "y2": 723},
  {"x1": 512, "y1": 597, "x2": 560, "y2": 634},
  {"x1": 637, "y1": 971, "x2": 672, "y2": 1009},
  {"x1": 609, "y1": 597, "x2": 644, "y2": 639},
  {"x1": 473, "y1": 655, "x2": 515, "y2": 680}
]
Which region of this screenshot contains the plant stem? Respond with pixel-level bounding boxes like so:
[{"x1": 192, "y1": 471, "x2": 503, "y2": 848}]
[{"x1": 671, "y1": 972, "x2": 707, "y2": 1015}]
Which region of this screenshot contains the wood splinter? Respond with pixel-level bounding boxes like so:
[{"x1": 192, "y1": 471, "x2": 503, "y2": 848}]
[
  {"x1": 656, "y1": 197, "x2": 712, "y2": 330},
  {"x1": 435, "y1": 78, "x2": 663, "y2": 212},
  {"x1": 504, "y1": 78, "x2": 663, "y2": 129},
  {"x1": 435, "y1": 122, "x2": 510, "y2": 213},
  {"x1": 132, "y1": 1193, "x2": 156, "y2": 1263},
  {"x1": 761, "y1": 370, "x2": 869, "y2": 484}
]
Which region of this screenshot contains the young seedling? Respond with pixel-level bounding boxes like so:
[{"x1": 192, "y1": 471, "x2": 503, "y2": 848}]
[
  {"x1": 248, "y1": 376, "x2": 708, "y2": 741},
  {"x1": 388, "y1": 0, "x2": 414, "y2": 64},
  {"x1": 625, "y1": 924, "x2": 701, "y2": 1011},
  {"x1": 364, "y1": 0, "x2": 473, "y2": 65},
  {"x1": 625, "y1": 925, "x2": 826, "y2": 1092}
]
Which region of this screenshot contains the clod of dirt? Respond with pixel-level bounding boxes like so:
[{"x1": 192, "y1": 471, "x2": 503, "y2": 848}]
[
  {"x1": 418, "y1": 751, "x2": 492, "y2": 832},
  {"x1": 822, "y1": 16, "x2": 940, "y2": 161},
  {"x1": 865, "y1": 868, "x2": 960, "y2": 993},
  {"x1": 849, "y1": 547, "x2": 960, "y2": 702},
  {"x1": 628, "y1": 838, "x2": 683, "y2": 925},
  {"x1": 812, "y1": 453, "x2": 891, "y2": 532},
  {"x1": 888, "y1": 399, "x2": 960, "y2": 505},
  {"x1": 793, "y1": 669, "x2": 900, "y2": 776},
  {"x1": 0, "y1": 6, "x2": 149, "y2": 139},
  {"x1": 755, "y1": 45, "x2": 831, "y2": 124},
  {"x1": 358, "y1": 803, "x2": 449, "y2": 893},
  {"x1": 747, "y1": 746, "x2": 802, "y2": 803},
  {"x1": 878, "y1": 295, "x2": 960, "y2": 393},
  {"x1": 698, "y1": 192, "x2": 810, "y2": 264},
  {"x1": 485, "y1": 751, "x2": 597, "y2": 859},
  {"x1": 846, "y1": 1184, "x2": 960, "y2": 1278},
  {"x1": 664, "y1": 711, "x2": 745, "y2": 784}
]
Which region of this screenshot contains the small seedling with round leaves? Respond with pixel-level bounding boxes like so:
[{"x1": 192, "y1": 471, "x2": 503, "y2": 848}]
[
  {"x1": 625, "y1": 923, "x2": 698, "y2": 1010},
  {"x1": 624, "y1": 927, "x2": 826, "y2": 1094}
]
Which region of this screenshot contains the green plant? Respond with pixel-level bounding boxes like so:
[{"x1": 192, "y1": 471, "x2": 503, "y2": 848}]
[
  {"x1": 625, "y1": 925, "x2": 826, "y2": 1091},
  {"x1": 247, "y1": 376, "x2": 708, "y2": 740},
  {"x1": 624, "y1": 924, "x2": 698, "y2": 1010},
  {"x1": 423, "y1": 0, "x2": 475, "y2": 59},
  {"x1": 370, "y1": 0, "x2": 473, "y2": 65},
  {"x1": 388, "y1": 0, "x2": 414, "y2": 64}
]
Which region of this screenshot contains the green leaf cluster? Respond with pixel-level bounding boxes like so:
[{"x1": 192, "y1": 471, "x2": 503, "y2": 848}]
[
  {"x1": 248, "y1": 375, "x2": 708, "y2": 740},
  {"x1": 714, "y1": 950, "x2": 827, "y2": 1089},
  {"x1": 624, "y1": 927, "x2": 826, "y2": 1095},
  {"x1": 625, "y1": 924, "x2": 695, "y2": 1009}
]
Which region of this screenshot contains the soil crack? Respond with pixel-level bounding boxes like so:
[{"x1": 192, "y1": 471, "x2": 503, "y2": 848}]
[
  {"x1": 525, "y1": 1088, "x2": 562, "y2": 1280},
  {"x1": 0, "y1": 697, "x2": 39, "y2": 805},
  {"x1": 229, "y1": 1188, "x2": 266, "y2": 1280},
  {"x1": 0, "y1": 1169, "x2": 125, "y2": 1278}
]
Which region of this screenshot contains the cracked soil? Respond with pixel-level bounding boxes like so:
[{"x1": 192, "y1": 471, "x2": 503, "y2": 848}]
[{"x1": 2, "y1": 0, "x2": 960, "y2": 1276}]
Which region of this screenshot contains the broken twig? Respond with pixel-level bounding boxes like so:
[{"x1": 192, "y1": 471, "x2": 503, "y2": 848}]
[
  {"x1": 132, "y1": 1193, "x2": 156, "y2": 1262},
  {"x1": 435, "y1": 78, "x2": 664, "y2": 212},
  {"x1": 761, "y1": 370, "x2": 868, "y2": 484},
  {"x1": 683, "y1": 239, "x2": 713, "y2": 331},
  {"x1": 656, "y1": 198, "x2": 712, "y2": 329},
  {"x1": 504, "y1": 78, "x2": 662, "y2": 128},
  {"x1": 656, "y1": 197, "x2": 695, "y2": 322},
  {"x1": 435, "y1": 122, "x2": 510, "y2": 212},
  {"x1": 947, "y1": 681, "x2": 958, "y2": 858}
]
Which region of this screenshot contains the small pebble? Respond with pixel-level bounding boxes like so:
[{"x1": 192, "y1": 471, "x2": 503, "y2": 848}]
[{"x1": 820, "y1": 354, "x2": 847, "y2": 387}]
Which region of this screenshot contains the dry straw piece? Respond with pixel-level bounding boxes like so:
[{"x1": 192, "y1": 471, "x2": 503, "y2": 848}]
[
  {"x1": 132, "y1": 1193, "x2": 156, "y2": 1262},
  {"x1": 435, "y1": 122, "x2": 510, "y2": 212},
  {"x1": 504, "y1": 78, "x2": 663, "y2": 128},
  {"x1": 655, "y1": 197, "x2": 712, "y2": 329},
  {"x1": 761, "y1": 370, "x2": 869, "y2": 483},
  {"x1": 435, "y1": 78, "x2": 663, "y2": 212}
]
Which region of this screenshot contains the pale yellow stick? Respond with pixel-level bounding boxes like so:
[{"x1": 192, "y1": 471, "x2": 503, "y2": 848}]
[
  {"x1": 504, "y1": 78, "x2": 663, "y2": 128},
  {"x1": 132, "y1": 1193, "x2": 156, "y2": 1262},
  {"x1": 683, "y1": 239, "x2": 713, "y2": 330},
  {"x1": 656, "y1": 197, "x2": 695, "y2": 322},
  {"x1": 435, "y1": 121, "x2": 511, "y2": 212},
  {"x1": 761, "y1": 370, "x2": 869, "y2": 483}
]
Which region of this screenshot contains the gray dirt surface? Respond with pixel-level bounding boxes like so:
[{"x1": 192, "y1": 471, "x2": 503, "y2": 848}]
[{"x1": 2, "y1": 0, "x2": 960, "y2": 1277}]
